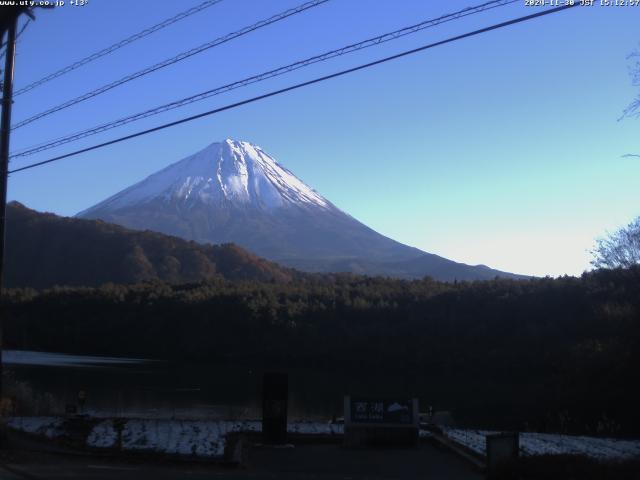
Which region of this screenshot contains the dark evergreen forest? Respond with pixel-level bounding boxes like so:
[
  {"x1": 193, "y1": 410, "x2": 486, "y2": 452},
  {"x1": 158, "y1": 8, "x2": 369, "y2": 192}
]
[{"x1": 3, "y1": 267, "x2": 639, "y2": 435}]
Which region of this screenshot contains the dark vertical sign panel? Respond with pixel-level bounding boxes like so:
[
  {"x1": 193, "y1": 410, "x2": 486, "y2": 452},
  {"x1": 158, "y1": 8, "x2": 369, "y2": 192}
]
[{"x1": 262, "y1": 372, "x2": 288, "y2": 444}]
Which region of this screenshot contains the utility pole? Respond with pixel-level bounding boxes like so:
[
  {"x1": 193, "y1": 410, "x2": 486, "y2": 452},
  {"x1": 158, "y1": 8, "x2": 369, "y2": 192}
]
[{"x1": 0, "y1": 7, "x2": 24, "y2": 406}]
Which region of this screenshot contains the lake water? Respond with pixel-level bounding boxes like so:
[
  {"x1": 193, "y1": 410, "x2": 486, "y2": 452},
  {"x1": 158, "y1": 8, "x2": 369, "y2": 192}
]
[
  {"x1": 3, "y1": 350, "x2": 407, "y2": 421},
  {"x1": 2, "y1": 350, "x2": 526, "y2": 429}
]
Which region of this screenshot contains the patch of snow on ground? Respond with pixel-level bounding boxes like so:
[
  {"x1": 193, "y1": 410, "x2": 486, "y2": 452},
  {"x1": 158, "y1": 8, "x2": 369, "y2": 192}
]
[
  {"x1": 93, "y1": 420, "x2": 341, "y2": 458},
  {"x1": 6, "y1": 416, "x2": 64, "y2": 439},
  {"x1": 87, "y1": 420, "x2": 118, "y2": 448},
  {"x1": 443, "y1": 428, "x2": 640, "y2": 461},
  {"x1": 521, "y1": 433, "x2": 640, "y2": 460},
  {"x1": 9, "y1": 416, "x2": 419, "y2": 460},
  {"x1": 120, "y1": 420, "x2": 233, "y2": 457}
]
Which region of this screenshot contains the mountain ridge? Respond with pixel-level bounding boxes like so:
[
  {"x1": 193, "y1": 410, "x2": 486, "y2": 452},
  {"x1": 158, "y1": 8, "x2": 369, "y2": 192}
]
[{"x1": 5, "y1": 201, "x2": 298, "y2": 289}]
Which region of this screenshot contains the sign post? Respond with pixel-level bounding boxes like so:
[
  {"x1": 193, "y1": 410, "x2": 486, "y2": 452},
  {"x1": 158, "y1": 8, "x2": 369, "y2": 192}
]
[{"x1": 344, "y1": 396, "x2": 419, "y2": 447}]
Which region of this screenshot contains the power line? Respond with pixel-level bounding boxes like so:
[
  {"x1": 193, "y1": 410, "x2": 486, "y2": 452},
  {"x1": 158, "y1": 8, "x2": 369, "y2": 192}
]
[
  {"x1": 1, "y1": 18, "x2": 31, "y2": 49},
  {"x1": 10, "y1": 0, "x2": 518, "y2": 159},
  {"x1": 13, "y1": 0, "x2": 225, "y2": 96},
  {"x1": 11, "y1": 0, "x2": 329, "y2": 130},
  {"x1": 0, "y1": 19, "x2": 30, "y2": 63},
  {"x1": 8, "y1": 3, "x2": 578, "y2": 175}
]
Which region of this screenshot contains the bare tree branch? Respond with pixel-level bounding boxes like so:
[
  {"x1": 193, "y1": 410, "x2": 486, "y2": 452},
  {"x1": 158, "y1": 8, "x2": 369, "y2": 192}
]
[
  {"x1": 620, "y1": 45, "x2": 640, "y2": 120},
  {"x1": 591, "y1": 217, "x2": 640, "y2": 270}
]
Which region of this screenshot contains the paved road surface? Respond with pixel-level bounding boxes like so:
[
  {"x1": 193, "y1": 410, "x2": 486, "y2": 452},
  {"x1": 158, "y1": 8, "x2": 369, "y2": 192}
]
[{"x1": 0, "y1": 443, "x2": 483, "y2": 479}]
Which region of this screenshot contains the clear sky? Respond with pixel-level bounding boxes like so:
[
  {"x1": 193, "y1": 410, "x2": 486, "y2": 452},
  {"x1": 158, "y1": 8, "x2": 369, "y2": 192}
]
[{"x1": 5, "y1": 0, "x2": 640, "y2": 277}]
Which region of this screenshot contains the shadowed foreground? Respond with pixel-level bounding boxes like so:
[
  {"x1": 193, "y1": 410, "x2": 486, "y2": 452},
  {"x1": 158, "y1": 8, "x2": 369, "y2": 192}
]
[{"x1": 0, "y1": 443, "x2": 482, "y2": 480}]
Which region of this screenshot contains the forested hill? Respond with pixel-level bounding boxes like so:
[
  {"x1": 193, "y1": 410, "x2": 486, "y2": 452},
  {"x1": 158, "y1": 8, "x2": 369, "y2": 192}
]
[{"x1": 5, "y1": 202, "x2": 299, "y2": 288}]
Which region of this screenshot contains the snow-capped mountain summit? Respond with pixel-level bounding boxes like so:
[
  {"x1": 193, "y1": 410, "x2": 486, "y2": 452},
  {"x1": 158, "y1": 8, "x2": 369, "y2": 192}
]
[
  {"x1": 79, "y1": 139, "x2": 330, "y2": 215},
  {"x1": 78, "y1": 139, "x2": 525, "y2": 281}
]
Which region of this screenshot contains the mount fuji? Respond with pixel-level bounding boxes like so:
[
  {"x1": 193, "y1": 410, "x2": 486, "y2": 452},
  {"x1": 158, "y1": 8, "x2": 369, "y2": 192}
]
[{"x1": 78, "y1": 139, "x2": 525, "y2": 281}]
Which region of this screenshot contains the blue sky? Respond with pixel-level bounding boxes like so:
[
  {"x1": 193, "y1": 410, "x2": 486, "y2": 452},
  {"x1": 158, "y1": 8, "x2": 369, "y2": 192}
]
[{"x1": 6, "y1": 0, "x2": 640, "y2": 277}]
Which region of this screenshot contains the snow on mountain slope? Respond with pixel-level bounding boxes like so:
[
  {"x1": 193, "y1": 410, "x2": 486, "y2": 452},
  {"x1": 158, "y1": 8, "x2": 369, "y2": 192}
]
[{"x1": 78, "y1": 139, "x2": 329, "y2": 216}]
